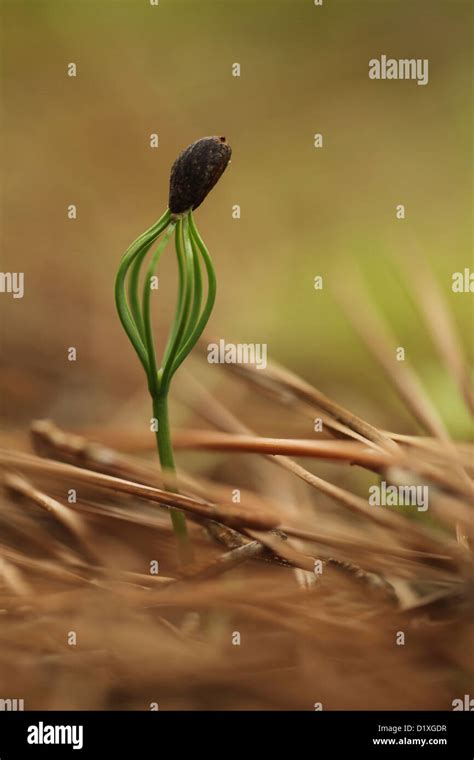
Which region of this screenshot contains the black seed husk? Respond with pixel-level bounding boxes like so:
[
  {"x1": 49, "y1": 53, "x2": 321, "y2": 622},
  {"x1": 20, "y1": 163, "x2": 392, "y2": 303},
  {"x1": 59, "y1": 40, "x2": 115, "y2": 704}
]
[{"x1": 168, "y1": 136, "x2": 232, "y2": 215}]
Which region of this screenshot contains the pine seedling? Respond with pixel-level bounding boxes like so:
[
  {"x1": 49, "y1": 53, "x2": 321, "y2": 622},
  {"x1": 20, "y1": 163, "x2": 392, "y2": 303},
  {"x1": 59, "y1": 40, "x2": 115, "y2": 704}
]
[{"x1": 115, "y1": 136, "x2": 231, "y2": 558}]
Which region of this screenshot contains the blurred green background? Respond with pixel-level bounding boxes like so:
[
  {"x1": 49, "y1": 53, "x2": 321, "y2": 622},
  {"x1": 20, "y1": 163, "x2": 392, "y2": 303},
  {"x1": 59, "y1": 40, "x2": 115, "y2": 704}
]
[{"x1": 1, "y1": 0, "x2": 472, "y2": 439}]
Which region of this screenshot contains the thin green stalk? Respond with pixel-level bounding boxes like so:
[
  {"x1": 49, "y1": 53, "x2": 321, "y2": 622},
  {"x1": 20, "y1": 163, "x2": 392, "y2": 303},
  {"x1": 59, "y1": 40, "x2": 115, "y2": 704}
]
[{"x1": 152, "y1": 392, "x2": 190, "y2": 560}]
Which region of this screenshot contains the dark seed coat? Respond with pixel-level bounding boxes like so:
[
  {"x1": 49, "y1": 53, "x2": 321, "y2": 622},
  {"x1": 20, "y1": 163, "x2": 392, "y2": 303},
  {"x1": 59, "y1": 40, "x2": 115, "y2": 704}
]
[{"x1": 168, "y1": 136, "x2": 232, "y2": 215}]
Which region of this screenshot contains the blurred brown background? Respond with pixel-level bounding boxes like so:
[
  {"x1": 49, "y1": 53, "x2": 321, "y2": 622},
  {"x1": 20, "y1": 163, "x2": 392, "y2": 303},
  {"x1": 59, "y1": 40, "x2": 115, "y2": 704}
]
[{"x1": 1, "y1": 0, "x2": 472, "y2": 439}]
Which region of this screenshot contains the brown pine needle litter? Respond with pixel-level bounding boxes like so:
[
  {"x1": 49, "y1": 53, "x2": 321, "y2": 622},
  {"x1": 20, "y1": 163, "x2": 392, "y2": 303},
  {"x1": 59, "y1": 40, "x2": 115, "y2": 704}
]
[{"x1": 0, "y1": 286, "x2": 473, "y2": 711}]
